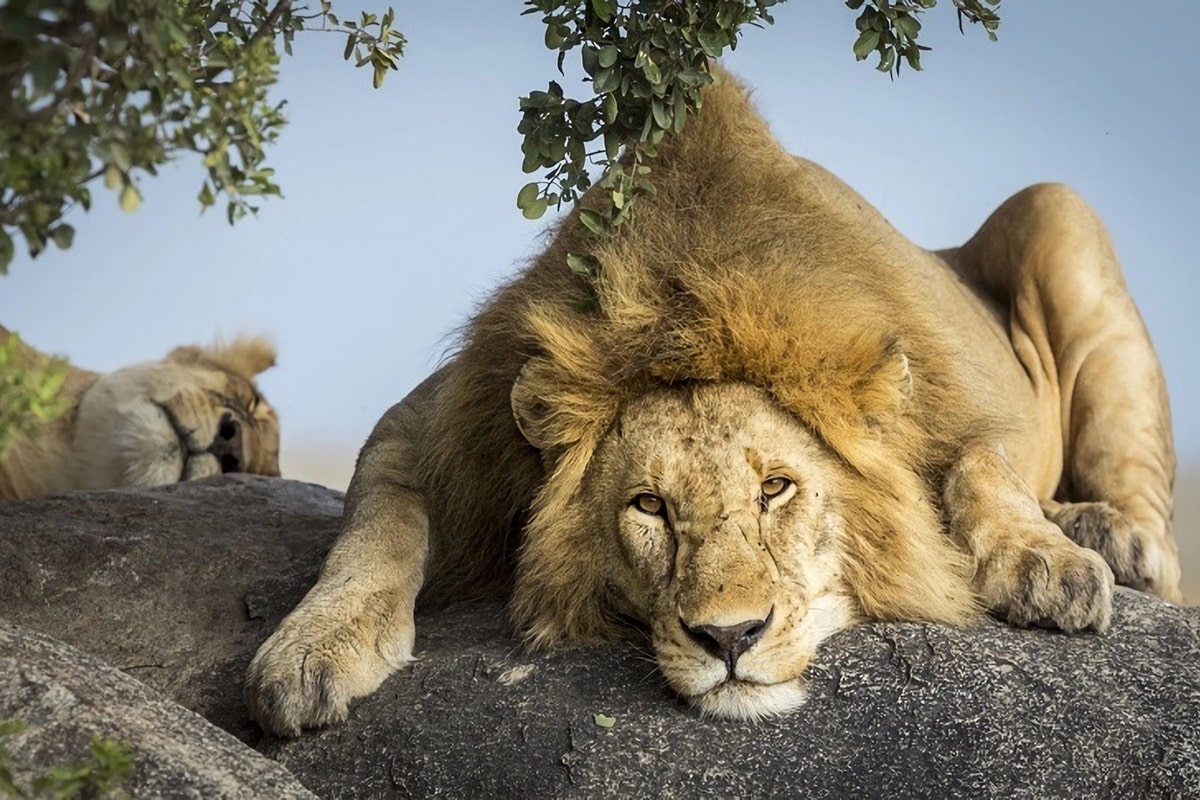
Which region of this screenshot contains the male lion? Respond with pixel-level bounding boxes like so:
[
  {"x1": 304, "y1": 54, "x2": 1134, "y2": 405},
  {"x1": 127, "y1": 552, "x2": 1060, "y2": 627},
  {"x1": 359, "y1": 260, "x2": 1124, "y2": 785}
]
[
  {"x1": 0, "y1": 326, "x2": 281, "y2": 500},
  {"x1": 247, "y1": 72, "x2": 1179, "y2": 735}
]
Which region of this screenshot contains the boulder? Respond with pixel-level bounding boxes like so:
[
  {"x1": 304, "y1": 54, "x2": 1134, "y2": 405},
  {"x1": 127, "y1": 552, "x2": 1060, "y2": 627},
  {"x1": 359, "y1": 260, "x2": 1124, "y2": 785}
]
[
  {"x1": 0, "y1": 619, "x2": 315, "y2": 798},
  {"x1": 2, "y1": 476, "x2": 1199, "y2": 798},
  {"x1": 0, "y1": 475, "x2": 342, "y2": 744}
]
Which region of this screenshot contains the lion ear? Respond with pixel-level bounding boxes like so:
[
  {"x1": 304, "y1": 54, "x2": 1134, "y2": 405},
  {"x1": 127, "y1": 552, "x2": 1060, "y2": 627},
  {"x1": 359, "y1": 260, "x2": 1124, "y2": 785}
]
[
  {"x1": 167, "y1": 335, "x2": 277, "y2": 379},
  {"x1": 511, "y1": 357, "x2": 606, "y2": 452},
  {"x1": 511, "y1": 358, "x2": 560, "y2": 451}
]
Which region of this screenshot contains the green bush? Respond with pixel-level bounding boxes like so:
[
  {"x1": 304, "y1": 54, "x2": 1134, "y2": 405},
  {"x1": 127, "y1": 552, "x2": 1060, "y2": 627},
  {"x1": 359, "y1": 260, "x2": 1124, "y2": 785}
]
[
  {"x1": 0, "y1": 335, "x2": 71, "y2": 457},
  {"x1": 0, "y1": 719, "x2": 133, "y2": 800}
]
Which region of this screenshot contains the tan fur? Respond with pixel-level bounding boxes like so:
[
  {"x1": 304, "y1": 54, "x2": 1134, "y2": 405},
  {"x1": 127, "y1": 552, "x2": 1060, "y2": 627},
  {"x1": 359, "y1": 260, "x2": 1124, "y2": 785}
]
[
  {"x1": 246, "y1": 69, "x2": 1178, "y2": 735},
  {"x1": 0, "y1": 327, "x2": 281, "y2": 500}
]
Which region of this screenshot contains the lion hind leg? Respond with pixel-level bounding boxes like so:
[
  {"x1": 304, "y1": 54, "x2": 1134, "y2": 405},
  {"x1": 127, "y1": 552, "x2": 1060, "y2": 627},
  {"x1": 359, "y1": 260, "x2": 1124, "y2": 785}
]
[
  {"x1": 959, "y1": 183, "x2": 1181, "y2": 601},
  {"x1": 1041, "y1": 499, "x2": 1180, "y2": 601},
  {"x1": 945, "y1": 441, "x2": 1114, "y2": 633}
]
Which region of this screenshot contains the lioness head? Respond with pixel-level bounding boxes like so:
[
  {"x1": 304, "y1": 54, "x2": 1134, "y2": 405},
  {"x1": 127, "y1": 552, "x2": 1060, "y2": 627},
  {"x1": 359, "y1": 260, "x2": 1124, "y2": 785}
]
[{"x1": 72, "y1": 337, "x2": 281, "y2": 489}]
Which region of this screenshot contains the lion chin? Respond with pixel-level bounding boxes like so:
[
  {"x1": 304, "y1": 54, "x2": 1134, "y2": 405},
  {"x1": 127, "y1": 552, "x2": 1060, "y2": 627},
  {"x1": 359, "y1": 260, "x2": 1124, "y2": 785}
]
[{"x1": 691, "y1": 680, "x2": 810, "y2": 722}]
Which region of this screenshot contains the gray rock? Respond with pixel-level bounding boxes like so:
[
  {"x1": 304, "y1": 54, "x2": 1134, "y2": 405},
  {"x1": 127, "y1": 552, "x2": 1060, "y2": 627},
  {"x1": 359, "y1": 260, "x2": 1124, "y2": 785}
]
[
  {"x1": 0, "y1": 475, "x2": 343, "y2": 744},
  {"x1": 0, "y1": 618, "x2": 315, "y2": 799},
  {"x1": 264, "y1": 590, "x2": 1200, "y2": 799},
  {"x1": 3, "y1": 477, "x2": 1199, "y2": 798}
]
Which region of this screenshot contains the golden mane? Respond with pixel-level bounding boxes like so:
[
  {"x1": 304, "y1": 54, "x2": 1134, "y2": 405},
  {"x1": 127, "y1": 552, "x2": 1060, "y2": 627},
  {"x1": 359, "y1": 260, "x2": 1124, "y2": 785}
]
[{"x1": 415, "y1": 70, "x2": 1000, "y2": 646}]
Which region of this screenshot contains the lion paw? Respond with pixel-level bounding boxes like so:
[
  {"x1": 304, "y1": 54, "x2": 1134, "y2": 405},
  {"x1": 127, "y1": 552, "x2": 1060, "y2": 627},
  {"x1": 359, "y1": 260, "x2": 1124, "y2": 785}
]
[
  {"x1": 1046, "y1": 501, "x2": 1176, "y2": 599},
  {"x1": 978, "y1": 538, "x2": 1114, "y2": 634},
  {"x1": 245, "y1": 599, "x2": 414, "y2": 737}
]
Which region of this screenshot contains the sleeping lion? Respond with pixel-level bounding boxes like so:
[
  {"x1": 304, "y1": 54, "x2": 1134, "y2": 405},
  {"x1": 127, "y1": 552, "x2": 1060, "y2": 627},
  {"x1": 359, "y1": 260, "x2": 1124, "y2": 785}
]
[
  {"x1": 0, "y1": 327, "x2": 281, "y2": 500},
  {"x1": 247, "y1": 71, "x2": 1180, "y2": 735}
]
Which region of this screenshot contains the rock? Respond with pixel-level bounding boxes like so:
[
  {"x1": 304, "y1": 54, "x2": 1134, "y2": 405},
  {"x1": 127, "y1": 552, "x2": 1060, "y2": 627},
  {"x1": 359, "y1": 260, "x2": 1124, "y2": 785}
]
[
  {"x1": 263, "y1": 591, "x2": 1200, "y2": 799},
  {"x1": 0, "y1": 475, "x2": 343, "y2": 744},
  {"x1": 0, "y1": 619, "x2": 315, "y2": 798},
  {"x1": 3, "y1": 476, "x2": 1199, "y2": 798}
]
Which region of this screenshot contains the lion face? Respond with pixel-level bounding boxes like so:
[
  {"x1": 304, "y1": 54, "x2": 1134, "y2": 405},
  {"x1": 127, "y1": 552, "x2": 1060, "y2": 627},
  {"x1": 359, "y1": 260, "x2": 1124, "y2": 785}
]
[
  {"x1": 71, "y1": 342, "x2": 280, "y2": 491},
  {"x1": 587, "y1": 382, "x2": 858, "y2": 719}
]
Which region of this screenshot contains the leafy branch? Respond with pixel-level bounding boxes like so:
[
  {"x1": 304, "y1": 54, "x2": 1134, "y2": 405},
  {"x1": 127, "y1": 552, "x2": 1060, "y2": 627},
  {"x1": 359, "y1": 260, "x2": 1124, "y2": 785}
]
[
  {"x1": 847, "y1": 0, "x2": 1000, "y2": 75},
  {"x1": 519, "y1": 0, "x2": 1001, "y2": 297},
  {"x1": 0, "y1": 0, "x2": 406, "y2": 273},
  {"x1": 517, "y1": 1, "x2": 782, "y2": 291}
]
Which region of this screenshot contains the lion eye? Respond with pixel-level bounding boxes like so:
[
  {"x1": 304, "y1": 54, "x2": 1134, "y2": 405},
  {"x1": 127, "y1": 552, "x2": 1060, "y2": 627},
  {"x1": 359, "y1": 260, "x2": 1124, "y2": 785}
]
[
  {"x1": 761, "y1": 476, "x2": 792, "y2": 498},
  {"x1": 632, "y1": 493, "x2": 665, "y2": 517}
]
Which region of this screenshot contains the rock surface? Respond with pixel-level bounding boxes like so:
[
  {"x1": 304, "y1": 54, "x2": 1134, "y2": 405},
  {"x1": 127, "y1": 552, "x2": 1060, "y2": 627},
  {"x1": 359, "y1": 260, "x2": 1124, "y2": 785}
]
[
  {"x1": 0, "y1": 619, "x2": 315, "y2": 798},
  {"x1": 3, "y1": 476, "x2": 1200, "y2": 798},
  {"x1": 0, "y1": 475, "x2": 342, "y2": 744}
]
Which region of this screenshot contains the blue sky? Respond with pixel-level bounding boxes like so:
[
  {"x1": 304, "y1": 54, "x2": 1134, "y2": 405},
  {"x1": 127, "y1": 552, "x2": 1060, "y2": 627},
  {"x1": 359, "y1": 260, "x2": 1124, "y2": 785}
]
[{"x1": 2, "y1": 2, "x2": 1197, "y2": 488}]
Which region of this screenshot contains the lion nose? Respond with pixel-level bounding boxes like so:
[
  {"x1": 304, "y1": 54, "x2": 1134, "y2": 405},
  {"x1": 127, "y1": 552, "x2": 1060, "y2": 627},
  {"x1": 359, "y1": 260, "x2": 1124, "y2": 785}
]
[
  {"x1": 207, "y1": 412, "x2": 244, "y2": 473},
  {"x1": 681, "y1": 607, "x2": 774, "y2": 673}
]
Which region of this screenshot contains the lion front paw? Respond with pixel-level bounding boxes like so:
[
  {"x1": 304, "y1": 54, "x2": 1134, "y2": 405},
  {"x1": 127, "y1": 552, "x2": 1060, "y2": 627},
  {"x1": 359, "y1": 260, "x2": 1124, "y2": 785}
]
[
  {"x1": 245, "y1": 596, "x2": 414, "y2": 737},
  {"x1": 976, "y1": 537, "x2": 1114, "y2": 634},
  {"x1": 1046, "y1": 501, "x2": 1180, "y2": 601}
]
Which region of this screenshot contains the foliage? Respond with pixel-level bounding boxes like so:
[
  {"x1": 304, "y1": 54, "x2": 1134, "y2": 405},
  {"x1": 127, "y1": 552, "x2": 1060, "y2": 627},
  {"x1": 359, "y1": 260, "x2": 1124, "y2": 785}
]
[
  {"x1": 518, "y1": 0, "x2": 1002, "y2": 289},
  {"x1": 517, "y1": 0, "x2": 781, "y2": 288},
  {"x1": 0, "y1": 719, "x2": 133, "y2": 799},
  {"x1": 0, "y1": 0, "x2": 406, "y2": 273},
  {"x1": 848, "y1": 0, "x2": 1001, "y2": 75},
  {"x1": 0, "y1": 335, "x2": 72, "y2": 457}
]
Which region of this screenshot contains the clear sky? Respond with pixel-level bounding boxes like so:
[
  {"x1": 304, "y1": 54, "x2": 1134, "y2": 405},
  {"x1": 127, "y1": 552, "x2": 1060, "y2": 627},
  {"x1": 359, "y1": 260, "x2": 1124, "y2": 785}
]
[{"x1": 2, "y1": 2, "x2": 1197, "y2": 489}]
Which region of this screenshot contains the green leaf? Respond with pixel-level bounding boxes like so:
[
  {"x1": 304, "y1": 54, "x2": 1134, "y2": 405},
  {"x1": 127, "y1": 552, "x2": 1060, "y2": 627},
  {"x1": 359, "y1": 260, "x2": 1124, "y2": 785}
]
[
  {"x1": 895, "y1": 13, "x2": 921, "y2": 40},
  {"x1": 579, "y1": 208, "x2": 608, "y2": 235},
  {"x1": 0, "y1": 230, "x2": 13, "y2": 275},
  {"x1": 198, "y1": 182, "x2": 215, "y2": 207},
  {"x1": 343, "y1": 32, "x2": 356, "y2": 61},
  {"x1": 50, "y1": 225, "x2": 74, "y2": 250},
  {"x1": 853, "y1": 28, "x2": 880, "y2": 60},
  {"x1": 651, "y1": 98, "x2": 671, "y2": 130},
  {"x1": 598, "y1": 45, "x2": 619, "y2": 69},
  {"x1": 697, "y1": 29, "x2": 726, "y2": 57},
  {"x1": 521, "y1": 196, "x2": 549, "y2": 220},
  {"x1": 590, "y1": 0, "x2": 616, "y2": 23},
  {"x1": 593, "y1": 713, "x2": 616, "y2": 728},
  {"x1": 593, "y1": 67, "x2": 619, "y2": 94},
  {"x1": 517, "y1": 181, "x2": 540, "y2": 211},
  {"x1": 103, "y1": 166, "x2": 124, "y2": 190},
  {"x1": 566, "y1": 251, "x2": 599, "y2": 278},
  {"x1": 119, "y1": 184, "x2": 141, "y2": 213},
  {"x1": 29, "y1": 50, "x2": 61, "y2": 95}
]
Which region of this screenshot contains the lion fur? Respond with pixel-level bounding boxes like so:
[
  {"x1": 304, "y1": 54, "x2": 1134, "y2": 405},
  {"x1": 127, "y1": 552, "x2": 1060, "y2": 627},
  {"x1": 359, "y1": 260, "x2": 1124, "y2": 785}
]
[{"x1": 412, "y1": 72, "x2": 1002, "y2": 646}]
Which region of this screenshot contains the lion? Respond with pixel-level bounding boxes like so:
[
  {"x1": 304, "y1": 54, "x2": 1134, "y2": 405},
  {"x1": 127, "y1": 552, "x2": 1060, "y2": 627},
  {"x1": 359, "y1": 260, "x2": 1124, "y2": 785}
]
[
  {"x1": 246, "y1": 70, "x2": 1180, "y2": 735},
  {"x1": 0, "y1": 326, "x2": 281, "y2": 500}
]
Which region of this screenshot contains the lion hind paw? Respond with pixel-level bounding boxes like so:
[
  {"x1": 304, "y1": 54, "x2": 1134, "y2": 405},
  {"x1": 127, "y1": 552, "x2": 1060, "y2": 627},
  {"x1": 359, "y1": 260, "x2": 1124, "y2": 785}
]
[{"x1": 980, "y1": 541, "x2": 1114, "y2": 635}]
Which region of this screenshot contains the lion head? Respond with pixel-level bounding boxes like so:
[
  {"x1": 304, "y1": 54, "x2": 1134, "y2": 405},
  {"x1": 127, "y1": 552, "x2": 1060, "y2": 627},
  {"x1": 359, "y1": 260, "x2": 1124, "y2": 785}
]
[
  {"x1": 510, "y1": 358, "x2": 975, "y2": 719},
  {"x1": 588, "y1": 382, "x2": 861, "y2": 717},
  {"x1": 69, "y1": 337, "x2": 281, "y2": 491}
]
